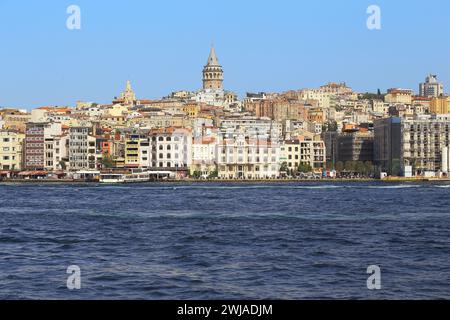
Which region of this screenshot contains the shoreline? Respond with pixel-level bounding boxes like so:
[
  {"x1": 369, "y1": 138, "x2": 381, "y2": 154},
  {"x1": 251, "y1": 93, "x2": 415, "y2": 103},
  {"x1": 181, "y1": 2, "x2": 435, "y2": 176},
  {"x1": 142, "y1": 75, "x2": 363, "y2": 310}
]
[{"x1": 1, "y1": 178, "x2": 450, "y2": 184}]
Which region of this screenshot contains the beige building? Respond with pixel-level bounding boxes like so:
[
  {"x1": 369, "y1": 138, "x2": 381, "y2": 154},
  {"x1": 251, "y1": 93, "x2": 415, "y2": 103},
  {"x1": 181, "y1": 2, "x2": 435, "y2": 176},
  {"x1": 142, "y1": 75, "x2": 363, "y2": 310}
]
[
  {"x1": 430, "y1": 96, "x2": 450, "y2": 114},
  {"x1": 0, "y1": 109, "x2": 31, "y2": 133},
  {"x1": 0, "y1": 130, "x2": 24, "y2": 170},
  {"x1": 280, "y1": 137, "x2": 326, "y2": 173},
  {"x1": 385, "y1": 88, "x2": 413, "y2": 104}
]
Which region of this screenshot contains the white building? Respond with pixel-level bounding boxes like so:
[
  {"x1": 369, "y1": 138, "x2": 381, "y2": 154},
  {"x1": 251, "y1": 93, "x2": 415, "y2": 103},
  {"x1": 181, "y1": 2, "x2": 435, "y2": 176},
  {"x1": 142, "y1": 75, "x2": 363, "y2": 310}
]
[
  {"x1": 140, "y1": 128, "x2": 192, "y2": 170},
  {"x1": 68, "y1": 127, "x2": 98, "y2": 171},
  {"x1": 191, "y1": 136, "x2": 218, "y2": 176},
  {"x1": 217, "y1": 133, "x2": 280, "y2": 179}
]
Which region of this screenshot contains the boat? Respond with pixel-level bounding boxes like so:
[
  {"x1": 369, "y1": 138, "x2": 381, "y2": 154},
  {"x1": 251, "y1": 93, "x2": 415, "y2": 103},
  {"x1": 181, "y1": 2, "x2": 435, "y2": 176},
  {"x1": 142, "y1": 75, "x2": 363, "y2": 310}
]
[
  {"x1": 123, "y1": 171, "x2": 150, "y2": 183},
  {"x1": 100, "y1": 169, "x2": 176, "y2": 184},
  {"x1": 99, "y1": 173, "x2": 125, "y2": 184}
]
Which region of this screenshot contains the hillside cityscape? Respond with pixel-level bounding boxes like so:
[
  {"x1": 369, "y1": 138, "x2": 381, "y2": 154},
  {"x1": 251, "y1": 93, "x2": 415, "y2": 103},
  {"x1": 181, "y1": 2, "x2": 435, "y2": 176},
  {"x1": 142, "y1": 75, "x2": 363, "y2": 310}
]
[{"x1": 1, "y1": 47, "x2": 450, "y2": 182}]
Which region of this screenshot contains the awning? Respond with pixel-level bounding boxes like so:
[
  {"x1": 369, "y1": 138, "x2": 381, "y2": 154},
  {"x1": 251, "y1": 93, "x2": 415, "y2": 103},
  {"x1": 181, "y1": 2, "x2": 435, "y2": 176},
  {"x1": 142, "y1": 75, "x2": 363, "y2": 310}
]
[{"x1": 18, "y1": 171, "x2": 48, "y2": 176}]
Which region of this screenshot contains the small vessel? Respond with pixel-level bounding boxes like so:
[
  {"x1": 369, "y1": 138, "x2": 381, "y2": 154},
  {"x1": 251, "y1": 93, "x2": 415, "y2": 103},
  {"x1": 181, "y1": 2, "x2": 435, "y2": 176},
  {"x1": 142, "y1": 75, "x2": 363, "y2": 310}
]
[
  {"x1": 123, "y1": 171, "x2": 150, "y2": 183},
  {"x1": 99, "y1": 173, "x2": 126, "y2": 184},
  {"x1": 100, "y1": 169, "x2": 175, "y2": 184}
]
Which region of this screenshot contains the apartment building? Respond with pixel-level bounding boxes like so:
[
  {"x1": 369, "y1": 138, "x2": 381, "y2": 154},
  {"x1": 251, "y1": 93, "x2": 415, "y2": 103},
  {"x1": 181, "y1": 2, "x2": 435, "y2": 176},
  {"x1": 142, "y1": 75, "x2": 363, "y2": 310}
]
[
  {"x1": 68, "y1": 127, "x2": 98, "y2": 171},
  {"x1": 430, "y1": 96, "x2": 450, "y2": 114},
  {"x1": 280, "y1": 137, "x2": 326, "y2": 173},
  {"x1": 374, "y1": 116, "x2": 450, "y2": 176},
  {"x1": 24, "y1": 122, "x2": 62, "y2": 170},
  {"x1": 0, "y1": 130, "x2": 24, "y2": 170},
  {"x1": 140, "y1": 127, "x2": 193, "y2": 170}
]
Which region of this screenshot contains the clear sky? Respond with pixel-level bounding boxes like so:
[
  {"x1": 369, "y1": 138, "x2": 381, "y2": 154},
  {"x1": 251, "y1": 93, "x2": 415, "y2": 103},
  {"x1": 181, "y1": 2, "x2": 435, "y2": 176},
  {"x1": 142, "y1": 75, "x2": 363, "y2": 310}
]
[{"x1": 0, "y1": 0, "x2": 449, "y2": 108}]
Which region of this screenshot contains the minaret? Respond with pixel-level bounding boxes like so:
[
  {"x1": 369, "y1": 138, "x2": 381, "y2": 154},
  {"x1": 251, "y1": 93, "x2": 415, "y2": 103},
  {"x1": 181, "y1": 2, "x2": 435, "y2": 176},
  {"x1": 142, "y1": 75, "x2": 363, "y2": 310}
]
[{"x1": 202, "y1": 46, "x2": 224, "y2": 90}]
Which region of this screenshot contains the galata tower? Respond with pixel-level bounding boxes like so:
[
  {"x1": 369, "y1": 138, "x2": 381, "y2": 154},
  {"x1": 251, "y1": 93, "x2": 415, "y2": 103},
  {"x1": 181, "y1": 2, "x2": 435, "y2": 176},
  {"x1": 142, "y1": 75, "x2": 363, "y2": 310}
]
[{"x1": 202, "y1": 46, "x2": 224, "y2": 90}]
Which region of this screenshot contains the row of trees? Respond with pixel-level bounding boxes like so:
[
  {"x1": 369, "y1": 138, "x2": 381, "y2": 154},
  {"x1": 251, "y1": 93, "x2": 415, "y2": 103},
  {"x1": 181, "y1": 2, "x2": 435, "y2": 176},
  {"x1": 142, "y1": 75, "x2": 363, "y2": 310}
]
[
  {"x1": 327, "y1": 161, "x2": 375, "y2": 175},
  {"x1": 280, "y1": 162, "x2": 314, "y2": 176},
  {"x1": 280, "y1": 161, "x2": 375, "y2": 175}
]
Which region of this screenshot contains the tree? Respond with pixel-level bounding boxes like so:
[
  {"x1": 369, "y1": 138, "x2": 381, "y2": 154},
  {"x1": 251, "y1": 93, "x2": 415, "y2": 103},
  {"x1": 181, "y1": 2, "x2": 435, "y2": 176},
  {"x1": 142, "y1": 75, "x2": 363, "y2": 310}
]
[
  {"x1": 102, "y1": 154, "x2": 115, "y2": 169},
  {"x1": 364, "y1": 161, "x2": 374, "y2": 175},
  {"x1": 298, "y1": 163, "x2": 313, "y2": 173},
  {"x1": 335, "y1": 161, "x2": 344, "y2": 172},
  {"x1": 59, "y1": 160, "x2": 67, "y2": 171},
  {"x1": 345, "y1": 161, "x2": 357, "y2": 172},
  {"x1": 355, "y1": 161, "x2": 366, "y2": 174},
  {"x1": 208, "y1": 169, "x2": 218, "y2": 179},
  {"x1": 280, "y1": 162, "x2": 288, "y2": 173},
  {"x1": 192, "y1": 170, "x2": 202, "y2": 179}
]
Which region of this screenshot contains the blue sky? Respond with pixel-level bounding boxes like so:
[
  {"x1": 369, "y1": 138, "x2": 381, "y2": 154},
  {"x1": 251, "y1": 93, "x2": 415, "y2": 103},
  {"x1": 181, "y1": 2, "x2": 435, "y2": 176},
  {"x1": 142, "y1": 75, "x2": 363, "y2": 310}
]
[{"x1": 0, "y1": 0, "x2": 449, "y2": 108}]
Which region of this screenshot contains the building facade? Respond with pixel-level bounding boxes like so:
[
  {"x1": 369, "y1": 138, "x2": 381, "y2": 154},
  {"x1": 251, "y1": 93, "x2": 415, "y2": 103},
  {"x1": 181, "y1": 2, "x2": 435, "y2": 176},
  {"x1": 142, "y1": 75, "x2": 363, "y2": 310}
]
[
  {"x1": 0, "y1": 130, "x2": 24, "y2": 170},
  {"x1": 419, "y1": 74, "x2": 444, "y2": 98},
  {"x1": 336, "y1": 132, "x2": 374, "y2": 163},
  {"x1": 280, "y1": 138, "x2": 326, "y2": 173},
  {"x1": 374, "y1": 116, "x2": 450, "y2": 176},
  {"x1": 68, "y1": 127, "x2": 98, "y2": 171}
]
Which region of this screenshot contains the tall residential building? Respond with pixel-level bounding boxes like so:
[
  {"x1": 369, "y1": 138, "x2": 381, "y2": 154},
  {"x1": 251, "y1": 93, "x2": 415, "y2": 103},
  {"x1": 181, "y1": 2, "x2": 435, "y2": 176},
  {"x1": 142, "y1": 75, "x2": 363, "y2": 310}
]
[
  {"x1": 24, "y1": 122, "x2": 62, "y2": 170},
  {"x1": 202, "y1": 46, "x2": 223, "y2": 90},
  {"x1": 0, "y1": 130, "x2": 24, "y2": 170},
  {"x1": 124, "y1": 132, "x2": 147, "y2": 168},
  {"x1": 374, "y1": 116, "x2": 450, "y2": 176},
  {"x1": 419, "y1": 74, "x2": 444, "y2": 98},
  {"x1": 68, "y1": 127, "x2": 98, "y2": 171}
]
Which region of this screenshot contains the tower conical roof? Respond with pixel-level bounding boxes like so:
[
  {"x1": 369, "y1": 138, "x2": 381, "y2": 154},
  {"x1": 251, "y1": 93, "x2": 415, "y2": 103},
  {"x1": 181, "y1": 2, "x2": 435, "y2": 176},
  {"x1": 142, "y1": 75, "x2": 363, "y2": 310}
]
[{"x1": 206, "y1": 46, "x2": 220, "y2": 66}]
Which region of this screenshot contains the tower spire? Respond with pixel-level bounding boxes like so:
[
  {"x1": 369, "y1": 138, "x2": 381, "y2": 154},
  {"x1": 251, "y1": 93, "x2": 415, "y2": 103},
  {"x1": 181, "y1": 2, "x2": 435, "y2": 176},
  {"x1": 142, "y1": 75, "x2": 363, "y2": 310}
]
[{"x1": 207, "y1": 45, "x2": 219, "y2": 66}]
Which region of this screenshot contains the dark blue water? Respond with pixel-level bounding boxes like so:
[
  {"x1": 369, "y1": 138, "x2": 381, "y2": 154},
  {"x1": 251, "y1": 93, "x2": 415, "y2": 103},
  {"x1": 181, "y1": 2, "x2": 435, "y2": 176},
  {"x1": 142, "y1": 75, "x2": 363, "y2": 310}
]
[{"x1": 1, "y1": 182, "x2": 450, "y2": 299}]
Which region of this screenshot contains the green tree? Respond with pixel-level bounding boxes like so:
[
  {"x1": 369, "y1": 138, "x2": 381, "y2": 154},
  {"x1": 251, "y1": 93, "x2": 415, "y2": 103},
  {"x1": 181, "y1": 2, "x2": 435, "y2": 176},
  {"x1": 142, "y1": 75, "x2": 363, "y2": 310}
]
[
  {"x1": 355, "y1": 161, "x2": 366, "y2": 173},
  {"x1": 102, "y1": 154, "x2": 115, "y2": 169},
  {"x1": 59, "y1": 160, "x2": 67, "y2": 171},
  {"x1": 364, "y1": 161, "x2": 374, "y2": 175},
  {"x1": 192, "y1": 170, "x2": 202, "y2": 179},
  {"x1": 298, "y1": 163, "x2": 313, "y2": 173},
  {"x1": 345, "y1": 161, "x2": 357, "y2": 172},
  {"x1": 335, "y1": 161, "x2": 344, "y2": 172},
  {"x1": 208, "y1": 169, "x2": 218, "y2": 179},
  {"x1": 280, "y1": 162, "x2": 288, "y2": 173}
]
